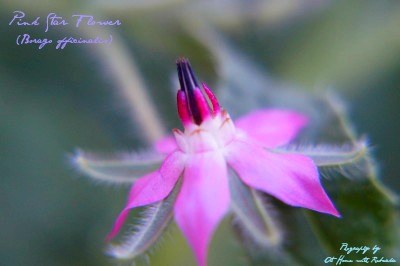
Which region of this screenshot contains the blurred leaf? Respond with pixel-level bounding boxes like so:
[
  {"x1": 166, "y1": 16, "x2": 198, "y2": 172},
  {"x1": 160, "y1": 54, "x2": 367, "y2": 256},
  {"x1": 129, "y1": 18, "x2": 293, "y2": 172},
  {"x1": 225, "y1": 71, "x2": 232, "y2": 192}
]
[
  {"x1": 306, "y1": 95, "x2": 400, "y2": 259},
  {"x1": 276, "y1": 1, "x2": 400, "y2": 90},
  {"x1": 309, "y1": 177, "x2": 400, "y2": 258}
]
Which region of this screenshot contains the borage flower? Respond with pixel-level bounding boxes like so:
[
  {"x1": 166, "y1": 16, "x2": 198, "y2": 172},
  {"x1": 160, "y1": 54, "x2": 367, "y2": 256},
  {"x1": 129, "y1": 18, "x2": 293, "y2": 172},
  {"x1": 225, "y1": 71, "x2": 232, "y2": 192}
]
[{"x1": 74, "y1": 58, "x2": 343, "y2": 266}]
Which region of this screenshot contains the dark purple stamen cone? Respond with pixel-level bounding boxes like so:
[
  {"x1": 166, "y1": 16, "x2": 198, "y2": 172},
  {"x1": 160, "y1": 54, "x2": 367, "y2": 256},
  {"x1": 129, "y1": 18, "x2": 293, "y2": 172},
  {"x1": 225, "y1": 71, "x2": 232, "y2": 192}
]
[{"x1": 177, "y1": 58, "x2": 202, "y2": 125}]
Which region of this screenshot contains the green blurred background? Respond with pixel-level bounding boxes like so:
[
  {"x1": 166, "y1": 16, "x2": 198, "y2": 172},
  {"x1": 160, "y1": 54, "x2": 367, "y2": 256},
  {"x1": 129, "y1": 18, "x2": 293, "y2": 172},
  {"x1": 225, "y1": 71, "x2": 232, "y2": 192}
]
[{"x1": 1, "y1": 0, "x2": 399, "y2": 265}]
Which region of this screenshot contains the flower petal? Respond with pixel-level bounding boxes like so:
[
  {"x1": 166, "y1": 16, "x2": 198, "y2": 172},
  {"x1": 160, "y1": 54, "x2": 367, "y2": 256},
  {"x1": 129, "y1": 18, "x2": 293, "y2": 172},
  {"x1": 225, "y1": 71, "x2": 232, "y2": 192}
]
[
  {"x1": 107, "y1": 151, "x2": 185, "y2": 240},
  {"x1": 154, "y1": 135, "x2": 177, "y2": 154},
  {"x1": 225, "y1": 140, "x2": 339, "y2": 217},
  {"x1": 235, "y1": 109, "x2": 308, "y2": 148},
  {"x1": 107, "y1": 179, "x2": 181, "y2": 259},
  {"x1": 174, "y1": 152, "x2": 230, "y2": 266}
]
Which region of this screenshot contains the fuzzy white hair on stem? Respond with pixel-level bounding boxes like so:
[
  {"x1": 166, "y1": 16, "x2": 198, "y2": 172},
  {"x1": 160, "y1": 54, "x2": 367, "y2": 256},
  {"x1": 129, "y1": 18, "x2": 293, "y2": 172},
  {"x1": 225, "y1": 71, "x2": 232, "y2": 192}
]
[
  {"x1": 70, "y1": 149, "x2": 164, "y2": 184},
  {"x1": 273, "y1": 138, "x2": 371, "y2": 179}
]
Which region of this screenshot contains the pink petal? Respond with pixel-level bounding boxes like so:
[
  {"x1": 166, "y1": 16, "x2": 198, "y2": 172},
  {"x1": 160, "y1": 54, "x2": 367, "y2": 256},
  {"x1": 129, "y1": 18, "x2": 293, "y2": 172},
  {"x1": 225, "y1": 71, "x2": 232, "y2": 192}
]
[
  {"x1": 225, "y1": 140, "x2": 339, "y2": 217},
  {"x1": 154, "y1": 135, "x2": 177, "y2": 154},
  {"x1": 235, "y1": 109, "x2": 308, "y2": 148},
  {"x1": 107, "y1": 151, "x2": 185, "y2": 240},
  {"x1": 174, "y1": 152, "x2": 230, "y2": 266}
]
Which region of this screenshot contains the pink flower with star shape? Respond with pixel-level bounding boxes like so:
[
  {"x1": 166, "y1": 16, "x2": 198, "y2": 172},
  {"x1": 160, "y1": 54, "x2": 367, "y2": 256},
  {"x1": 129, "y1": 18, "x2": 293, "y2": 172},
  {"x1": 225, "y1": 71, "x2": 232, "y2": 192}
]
[
  {"x1": 111, "y1": 58, "x2": 339, "y2": 265},
  {"x1": 74, "y1": 58, "x2": 341, "y2": 266}
]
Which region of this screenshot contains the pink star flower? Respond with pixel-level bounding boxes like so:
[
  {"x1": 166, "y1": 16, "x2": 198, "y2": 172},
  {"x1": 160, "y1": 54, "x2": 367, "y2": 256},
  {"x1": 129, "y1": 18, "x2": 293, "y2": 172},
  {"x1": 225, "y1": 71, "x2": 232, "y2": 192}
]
[{"x1": 74, "y1": 58, "x2": 341, "y2": 266}]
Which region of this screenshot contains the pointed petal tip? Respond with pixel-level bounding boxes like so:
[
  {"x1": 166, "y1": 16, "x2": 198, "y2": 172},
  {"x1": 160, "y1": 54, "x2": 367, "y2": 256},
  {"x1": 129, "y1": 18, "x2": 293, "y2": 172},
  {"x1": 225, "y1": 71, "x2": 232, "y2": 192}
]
[
  {"x1": 105, "y1": 233, "x2": 114, "y2": 243},
  {"x1": 303, "y1": 204, "x2": 340, "y2": 218},
  {"x1": 329, "y1": 207, "x2": 341, "y2": 218},
  {"x1": 321, "y1": 205, "x2": 342, "y2": 218},
  {"x1": 226, "y1": 141, "x2": 342, "y2": 220},
  {"x1": 298, "y1": 193, "x2": 342, "y2": 219},
  {"x1": 106, "y1": 210, "x2": 130, "y2": 241},
  {"x1": 319, "y1": 207, "x2": 341, "y2": 218},
  {"x1": 311, "y1": 196, "x2": 341, "y2": 218}
]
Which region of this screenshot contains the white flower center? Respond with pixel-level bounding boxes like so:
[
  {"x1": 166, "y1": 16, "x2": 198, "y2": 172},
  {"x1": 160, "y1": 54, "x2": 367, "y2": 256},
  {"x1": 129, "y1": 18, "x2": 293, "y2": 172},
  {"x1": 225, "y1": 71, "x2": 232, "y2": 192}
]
[{"x1": 174, "y1": 111, "x2": 236, "y2": 153}]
